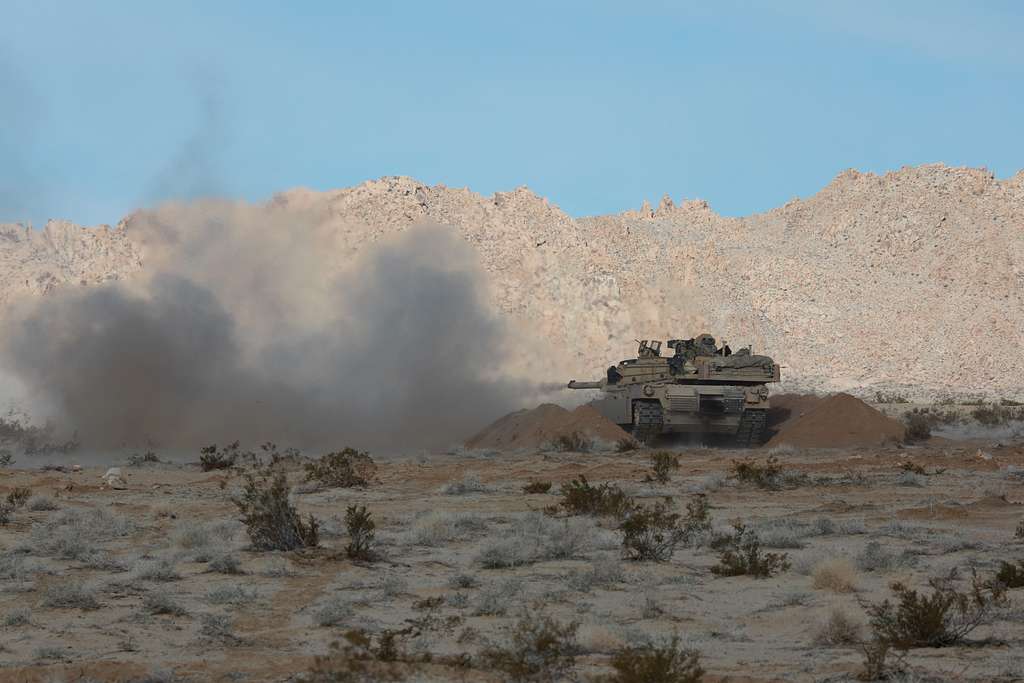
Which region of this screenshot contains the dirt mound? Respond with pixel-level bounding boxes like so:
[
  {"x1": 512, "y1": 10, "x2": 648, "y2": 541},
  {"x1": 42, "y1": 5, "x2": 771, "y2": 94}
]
[
  {"x1": 465, "y1": 403, "x2": 630, "y2": 451},
  {"x1": 766, "y1": 392, "x2": 905, "y2": 448},
  {"x1": 767, "y1": 393, "x2": 825, "y2": 434}
]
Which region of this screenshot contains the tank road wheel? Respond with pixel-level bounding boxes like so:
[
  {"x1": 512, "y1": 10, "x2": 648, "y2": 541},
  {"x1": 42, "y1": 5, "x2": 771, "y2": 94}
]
[
  {"x1": 735, "y1": 409, "x2": 767, "y2": 448},
  {"x1": 632, "y1": 400, "x2": 664, "y2": 446}
]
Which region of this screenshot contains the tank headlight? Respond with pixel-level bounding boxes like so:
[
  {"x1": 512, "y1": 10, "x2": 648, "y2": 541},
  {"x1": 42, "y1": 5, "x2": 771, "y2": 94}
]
[
  {"x1": 643, "y1": 384, "x2": 655, "y2": 397},
  {"x1": 759, "y1": 386, "x2": 769, "y2": 399}
]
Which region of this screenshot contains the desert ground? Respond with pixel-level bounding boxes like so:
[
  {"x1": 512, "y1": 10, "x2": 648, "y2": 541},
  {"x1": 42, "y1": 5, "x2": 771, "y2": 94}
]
[{"x1": 2, "y1": 399, "x2": 1023, "y2": 683}]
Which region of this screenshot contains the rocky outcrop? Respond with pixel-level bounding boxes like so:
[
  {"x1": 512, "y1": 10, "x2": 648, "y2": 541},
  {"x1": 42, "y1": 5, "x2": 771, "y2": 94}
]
[{"x1": 2, "y1": 164, "x2": 1022, "y2": 399}]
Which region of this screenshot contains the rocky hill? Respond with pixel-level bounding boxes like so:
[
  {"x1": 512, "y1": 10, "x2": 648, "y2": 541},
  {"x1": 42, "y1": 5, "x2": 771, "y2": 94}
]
[{"x1": 2, "y1": 164, "x2": 1022, "y2": 399}]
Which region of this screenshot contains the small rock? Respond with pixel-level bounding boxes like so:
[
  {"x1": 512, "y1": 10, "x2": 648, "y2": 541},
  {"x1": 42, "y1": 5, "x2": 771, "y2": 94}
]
[{"x1": 101, "y1": 467, "x2": 128, "y2": 489}]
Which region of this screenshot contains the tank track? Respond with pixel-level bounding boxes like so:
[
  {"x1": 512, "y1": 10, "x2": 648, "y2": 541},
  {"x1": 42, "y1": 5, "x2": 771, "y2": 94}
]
[
  {"x1": 735, "y1": 409, "x2": 767, "y2": 448},
  {"x1": 632, "y1": 400, "x2": 664, "y2": 445}
]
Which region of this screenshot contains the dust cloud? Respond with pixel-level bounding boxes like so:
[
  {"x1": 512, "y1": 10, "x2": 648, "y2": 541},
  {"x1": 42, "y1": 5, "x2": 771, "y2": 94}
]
[{"x1": 0, "y1": 203, "x2": 529, "y2": 452}]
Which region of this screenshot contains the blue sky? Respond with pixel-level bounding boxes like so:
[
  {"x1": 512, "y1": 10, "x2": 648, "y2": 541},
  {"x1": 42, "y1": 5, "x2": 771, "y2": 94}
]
[{"x1": 2, "y1": 1, "x2": 1022, "y2": 227}]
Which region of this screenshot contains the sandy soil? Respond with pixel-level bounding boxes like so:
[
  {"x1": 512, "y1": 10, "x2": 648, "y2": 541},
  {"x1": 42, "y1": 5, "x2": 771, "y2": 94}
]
[{"x1": 2, "y1": 439, "x2": 1024, "y2": 682}]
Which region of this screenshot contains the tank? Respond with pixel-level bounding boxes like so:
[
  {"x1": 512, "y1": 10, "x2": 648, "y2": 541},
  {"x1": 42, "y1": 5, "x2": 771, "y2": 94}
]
[{"x1": 568, "y1": 334, "x2": 780, "y2": 447}]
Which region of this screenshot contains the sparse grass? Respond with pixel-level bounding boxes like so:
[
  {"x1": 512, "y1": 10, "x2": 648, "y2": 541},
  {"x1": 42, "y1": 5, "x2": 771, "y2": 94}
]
[
  {"x1": 142, "y1": 592, "x2": 189, "y2": 616},
  {"x1": 34, "y1": 646, "x2": 68, "y2": 661},
  {"x1": 2, "y1": 607, "x2": 31, "y2": 627},
  {"x1": 478, "y1": 514, "x2": 597, "y2": 568},
  {"x1": 208, "y1": 553, "x2": 244, "y2": 574},
  {"x1": 551, "y1": 431, "x2": 592, "y2": 453},
  {"x1": 474, "y1": 578, "x2": 525, "y2": 616},
  {"x1": 711, "y1": 522, "x2": 790, "y2": 578},
  {"x1": 41, "y1": 582, "x2": 100, "y2": 610},
  {"x1": 608, "y1": 635, "x2": 704, "y2": 683},
  {"x1": 25, "y1": 506, "x2": 135, "y2": 559},
  {"x1": 620, "y1": 500, "x2": 685, "y2": 562},
  {"x1": 173, "y1": 519, "x2": 238, "y2": 552},
  {"x1": 314, "y1": 596, "x2": 351, "y2": 627},
  {"x1": 233, "y1": 466, "x2": 319, "y2": 551},
  {"x1": 480, "y1": 611, "x2": 579, "y2": 681},
  {"x1": 864, "y1": 569, "x2": 1007, "y2": 648},
  {"x1": 134, "y1": 558, "x2": 180, "y2": 582},
  {"x1": 566, "y1": 558, "x2": 625, "y2": 592},
  {"x1": 25, "y1": 495, "x2": 60, "y2": 511},
  {"x1": 811, "y1": 558, "x2": 858, "y2": 593},
  {"x1": 345, "y1": 505, "x2": 376, "y2": 561},
  {"x1": 200, "y1": 613, "x2": 242, "y2": 644},
  {"x1": 648, "y1": 452, "x2": 680, "y2": 484},
  {"x1": 440, "y1": 472, "x2": 492, "y2": 495},
  {"x1": 556, "y1": 476, "x2": 635, "y2": 519},
  {"x1": 304, "y1": 447, "x2": 375, "y2": 489},
  {"x1": 405, "y1": 511, "x2": 488, "y2": 546},
  {"x1": 729, "y1": 455, "x2": 806, "y2": 490},
  {"x1": 522, "y1": 481, "x2": 553, "y2": 494},
  {"x1": 995, "y1": 560, "x2": 1024, "y2": 588},
  {"x1": 856, "y1": 541, "x2": 915, "y2": 573}
]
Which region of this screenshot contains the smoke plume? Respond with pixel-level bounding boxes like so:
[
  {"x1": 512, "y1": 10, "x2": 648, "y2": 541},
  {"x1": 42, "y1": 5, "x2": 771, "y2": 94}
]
[{"x1": 0, "y1": 203, "x2": 528, "y2": 451}]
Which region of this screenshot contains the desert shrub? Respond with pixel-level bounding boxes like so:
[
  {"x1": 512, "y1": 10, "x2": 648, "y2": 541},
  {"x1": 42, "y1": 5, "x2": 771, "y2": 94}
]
[
  {"x1": 199, "y1": 441, "x2": 245, "y2": 471},
  {"x1": 649, "y1": 452, "x2": 680, "y2": 484},
  {"x1": 2, "y1": 607, "x2": 31, "y2": 627},
  {"x1": 315, "y1": 596, "x2": 352, "y2": 627},
  {"x1": 26, "y1": 507, "x2": 135, "y2": 559},
  {"x1": 25, "y1": 495, "x2": 59, "y2": 511},
  {"x1": 616, "y1": 437, "x2": 640, "y2": 453},
  {"x1": 681, "y1": 494, "x2": 712, "y2": 543},
  {"x1": 522, "y1": 481, "x2": 553, "y2": 494},
  {"x1": 859, "y1": 638, "x2": 894, "y2": 680},
  {"x1": 711, "y1": 522, "x2": 790, "y2": 578},
  {"x1": 441, "y1": 472, "x2": 492, "y2": 495},
  {"x1": 995, "y1": 560, "x2": 1024, "y2": 588},
  {"x1": 902, "y1": 412, "x2": 931, "y2": 442},
  {"x1": 874, "y1": 392, "x2": 909, "y2": 404},
  {"x1": 134, "y1": 558, "x2": 180, "y2": 582},
  {"x1": 566, "y1": 558, "x2": 624, "y2": 592},
  {"x1": 449, "y1": 572, "x2": 479, "y2": 590},
  {"x1": 304, "y1": 447, "x2": 375, "y2": 489},
  {"x1": 478, "y1": 514, "x2": 596, "y2": 568},
  {"x1": 895, "y1": 471, "x2": 926, "y2": 487},
  {"x1": 142, "y1": 592, "x2": 188, "y2": 616},
  {"x1": 811, "y1": 610, "x2": 860, "y2": 647},
  {"x1": 405, "y1": 511, "x2": 488, "y2": 546},
  {"x1": 1017, "y1": 519, "x2": 1024, "y2": 540},
  {"x1": 208, "y1": 553, "x2": 243, "y2": 575},
  {"x1": 207, "y1": 585, "x2": 258, "y2": 606},
  {"x1": 551, "y1": 431, "x2": 592, "y2": 453},
  {"x1": 897, "y1": 460, "x2": 926, "y2": 475},
  {"x1": 864, "y1": 569, "x2": 1007, "y2": 648},
  {"x1": 345, "y1": 505, "x2": 376, "y2": 561},
  {"x1": 6, "y1": 486, "x2": 30, "y2": 508},
  {"x1": 234, "y1": 466, "x2": 319, "y2": 551},
  {"x1": 620, "y1": 500, "x2": 685, "y2": 562},
  {"x1": 200, "y1": 613, "x2": 242, "y2": 644},
  {"x1": 728, "y1": 455, "x2": 805, "y2": 490},
  {"x1": 474, "y1": 578, "x2": 525, "y2": 616},
  {"x1": 305, "y1": 629, "x2": 412, "y2": 683},
  {"x1": 812, "y1": 558, "x2": 858, "y2": 593},
  {"x1": 481, "y1": 611, "x2": 579, "y2": 682},
  {"x1": 34, "y1": 646, "x2": 68, "y2": 661},
  {"x1": 556, "y1": 476, "x2": 635, "y2": 519},
  {"x1": 608, "y1": 635, "x2": 704, "y2": 683},
  {"x1": 856, "y1": 542, "x2": 915, "y2": 573},
  {"x1": 0, "y1": 449, "x2": 13, "y2": 467},
  {"x1": 41, "y1": 582, "x2": 100, "y2": 610},
  {"x1": 127, "y1": 451, "x2": 161, "y2": 467},
  {"x1": 972, "y1": 403, "x2": 1024, "y2": 425}
]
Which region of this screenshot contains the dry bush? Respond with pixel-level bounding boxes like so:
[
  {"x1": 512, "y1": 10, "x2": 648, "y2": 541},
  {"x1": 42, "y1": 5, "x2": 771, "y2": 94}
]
[
  {"x1": 812, "y1": 559, "x2": 858, "y2": 593},
  {"x1": 729, "y1": 455, "x2": 807, "y2": 489},
  {"x1": 2, "y1": 607, "x2": 31, "y2": 627},
  {"x1": 711, "y1": 522, "x2": 790, "y2": 578},
  {"x1": 26, "y1": 495, "x2": 59, "y2": 511},
  {"x1": 556, "y1": 476, "x2": 635, "y2": 519},
  {"x1": 995, "y1": 560, "x2": 1024, "y2": 588},
  {"x1": 345, "y1": 505, "x2": 376, "y2": 561},
  {"x1": 858, "y1": 638, "x2": 895, "y2": 681},
  {"x1": 405, "y1": 511, "x2": 488, "y2": 546},
  {"x1": 972, "y1": 403, "x2": 1024, "y2": 426},
  {"x1": 682, "y1": 494, "x2": 712, "y2": 542},
  {"x1": 566, "y1": 558, "x2": 624, "y2": 592},
  {"x1": 608, "y1": 635, "x2": 704, "y2": 683},
  {"x1": 1015, "y1": 519, "x2": 1024, "y2": 540},
  {"x1": 208, "y1": 553, "x2": 243, "y2": 575},
  {"x1": 0, "y1": 486, "x2": 30, "y2": 525},
  {"x1": 441, "y1": 472, "x2": 492, "y2": 495},
  {"x1": 134, "y1": 558, "x2": 180, "y2": 582},
  {"x1": 478, "y1": 514, "x2": 597, "y2": 568},
  {"x1": 41, "y1": 582, "x2": 100, "y2": 610},
  {"x1": 234, "y1": 466, "x2": 319, "y2": 551},
  {"x1": 480, "y1": 611, "x2": 579, "y2": 682},
  {"x1": 304, "y1": 448, "x2": 376, "y2": 489},
  {"x1": 199, "y1": 441, "x2": 246, "y2": 471},
  {"x1": 551, "y1": 431, "x2": 592, "y2": 453},
  {"x1": 0, "y1": 448, "x2": 13, "y2": 467},
  {"x1": 200, "y1": 613, "x2": 243, "y2": 644},
  {"x1": 856, "y1": 541, "x2": 914, "y2": 573},
  {"x1": 620, "y1": 500, "x2": 685, "y2": 562},
  {"x1": 25, "y1": 507, "x2": 135, "y2": 559},
  {"x1": 864, "y1": 569, "x2": 1007, "y2": 648},
  {"x1": 874, "y1": 392, "x2": 909, "y2": 404},
  {"x1": 522, "y1": 481, "x2": 553, "y2": 494},
  {"x1": 142, "y1": 592, "x2": 188, "y2": 616},
  {"x1": 127, "y1": 451, "x2": 161, "y2": 467},
  {"x1": 902, "y1": 411, "x2": 931, "y2": 442},
  {"x1": 474, "y1": 578, "x2": 525, "y2": 616},
  {"x1": 305, "y1": 629, "x2": 418, "y2": 682},
  {"x1": 648, "y1": 452, "x2": 680, "y2": 484},
  {"x1": 814, "y1": 607, "x2": 862, "y2": 645},
  {"x1": 206, "y1": 585, "x2": 258, "y2": 606}
]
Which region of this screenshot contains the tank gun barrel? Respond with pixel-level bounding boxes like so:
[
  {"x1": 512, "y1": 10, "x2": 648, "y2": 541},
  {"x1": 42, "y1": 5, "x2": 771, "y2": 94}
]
[{"x1": 567, "y1": 380, "x2": 603, "y2": 390}]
